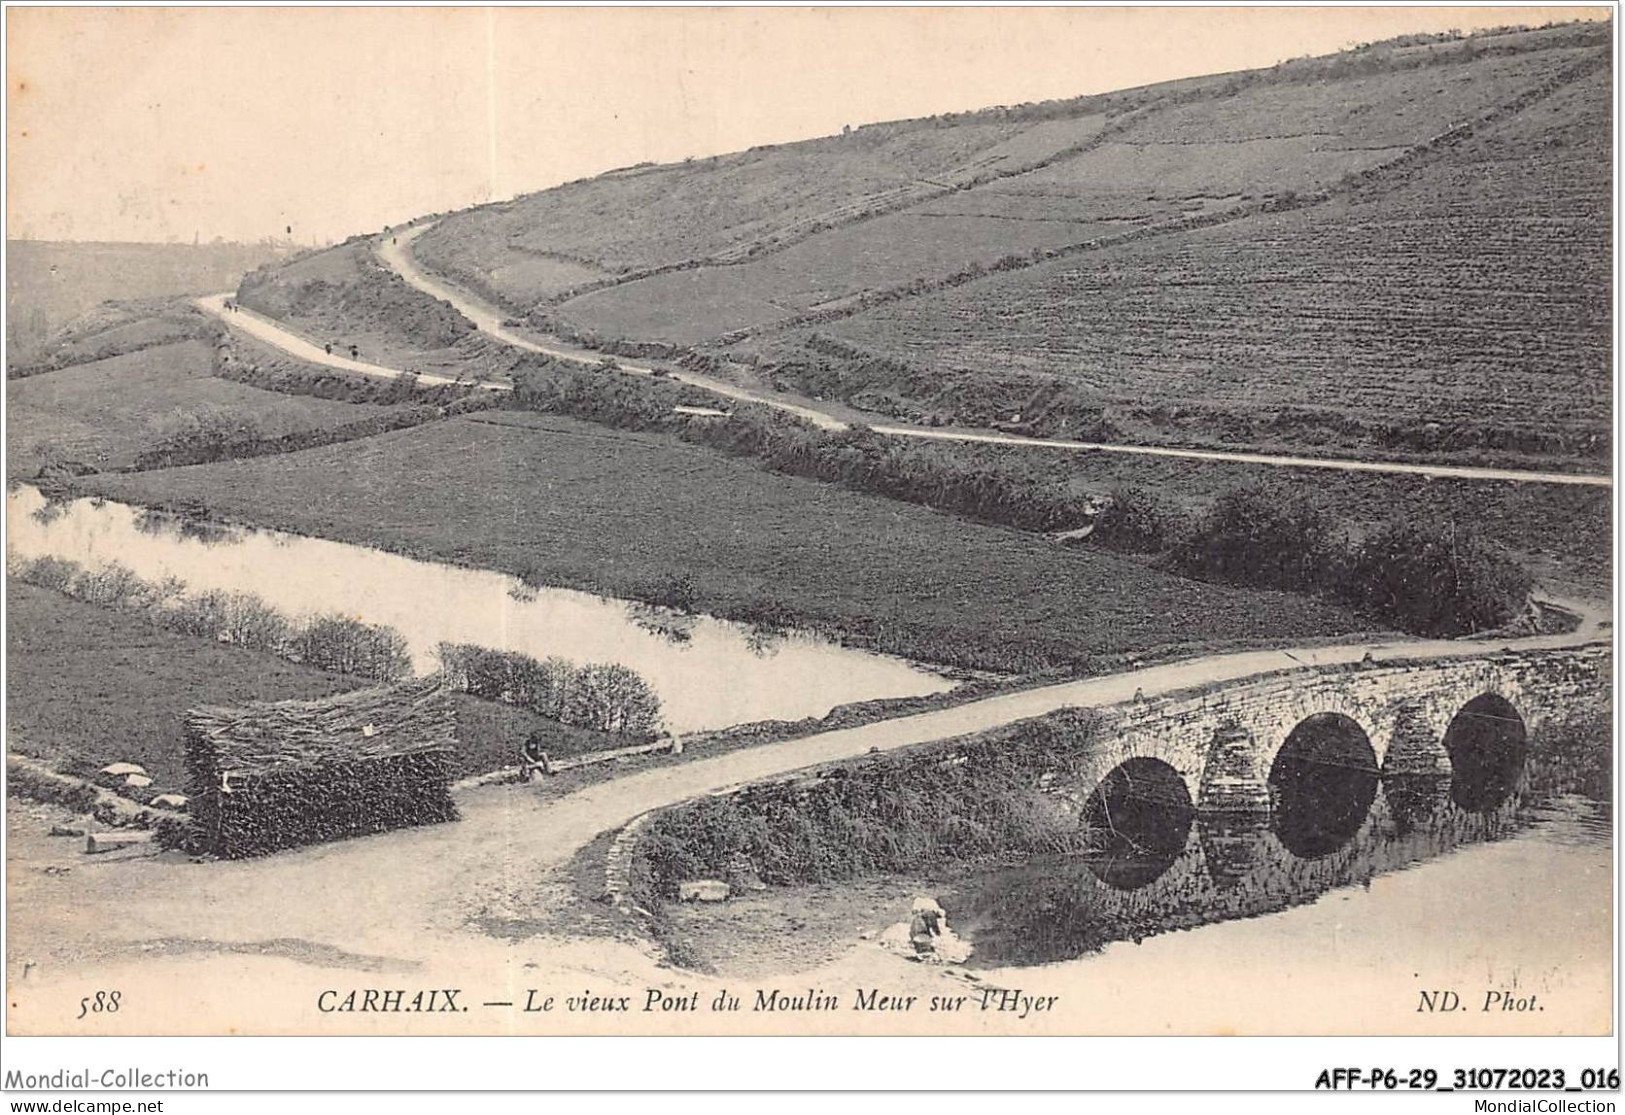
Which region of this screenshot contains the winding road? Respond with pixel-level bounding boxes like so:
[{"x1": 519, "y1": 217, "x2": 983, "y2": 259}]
[
  {"x1": 197, "y1": 231, "x2": 1612, "y2": 488},
  {"x1": 379, "y1": 223, "x2": 1612, "y2": 489},
  {"x1": 182, "y1": 233, "x2": 1619, "y2": 925},
  {"x1": 195, "y1": 292, "x2": 510, "y2": 393}
]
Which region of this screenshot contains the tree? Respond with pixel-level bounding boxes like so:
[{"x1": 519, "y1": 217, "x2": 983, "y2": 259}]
[
  {"x1": 1091, "y1": 485, "x2": 1182, "y2": 553},
  {"x1": 1172, "y1": 487, "x2": 1340, "y2": 593}
]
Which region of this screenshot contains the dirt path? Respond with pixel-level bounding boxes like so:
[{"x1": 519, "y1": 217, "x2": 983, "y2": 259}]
[
  {"x1": 376, "y1": 227, "x2": 847, "y2": 429},
  {"x1": 7, "y1": 605, "x2": 1608, "y2": 1034},
  {"x1": 194, "y1": 293, "x2": 510, "y2": 393},
  {"x1": 378, "y1": 224, "x2": 1611, "y2": 489}
]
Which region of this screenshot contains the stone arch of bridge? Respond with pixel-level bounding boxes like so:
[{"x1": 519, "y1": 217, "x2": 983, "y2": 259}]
[
  {"x1": 1267, "y1": 711, "x2": 1381, "y2": 858},
  {"x1": 1440, "y1": 691, "x2": 1529, "y2": 811},
  {"x1": 1080, "y1": 663, "x2": 1541, "y2": 819}
]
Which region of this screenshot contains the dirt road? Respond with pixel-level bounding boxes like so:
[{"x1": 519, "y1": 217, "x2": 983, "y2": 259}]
[
  {"x1": 376, "y1": 228, "x2": 846, "y2": 429},
  {"x1": 8, "y1": 598, "x2": 1609, "y2": 1035},
  {"x1": 378, "y1": 224, "x2": 1612, "y2": 489},
  {"x1": 195, "y1": 293, "x2": 510, "y2": 393}
]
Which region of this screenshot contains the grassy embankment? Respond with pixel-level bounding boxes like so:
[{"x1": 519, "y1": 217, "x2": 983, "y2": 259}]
[
  {"x1": 81, "y1": 410, "x2": 1371, "y2": 676},
  {"x1": 5, "y1": 581, "x2": 620, "y2": 792},
  {"x1": 6, "y1": 339, "x2": 392, "y2": 476}
]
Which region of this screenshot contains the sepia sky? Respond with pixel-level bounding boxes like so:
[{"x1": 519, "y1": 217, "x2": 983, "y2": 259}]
[{"x1": 6, "y1": 5, "x2": 1612, "y2": 244}]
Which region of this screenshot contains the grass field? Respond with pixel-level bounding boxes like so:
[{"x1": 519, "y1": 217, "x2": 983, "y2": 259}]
[
  {"x1": 554, "y1": 208, "x2": 1109, "y2": 345},
  {"x1": 6, "y1": 340, "x2": 391, "y2": 474},
  {"x1": 779, "y1": 60, "x2": 1610, "y2": 462},
  {"x1": 403, "y1": 26, "x2": 1602, "y2": 358},
  {"x1": 5, "y1": 582, "x2": 622, "y2": 790},
  {"x1": 83, "y1": 411, "x2": 1371, "y2": 674},
  {"x1": 410, "y1": 111, "x2": 1105, "y2": 306},
  {"x1": 546, "y1": 45, "x2": 1593, "y2": 347}
]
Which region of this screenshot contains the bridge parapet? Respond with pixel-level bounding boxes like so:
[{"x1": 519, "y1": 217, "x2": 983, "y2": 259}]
[{"x1": 1063, "y1": 643, "x2": 1608, "y2": 813}]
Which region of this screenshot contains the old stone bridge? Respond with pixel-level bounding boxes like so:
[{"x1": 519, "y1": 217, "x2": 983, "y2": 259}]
[
  {"x1": 625, "y1": 641, "x2": 1610, "y2": 905},
  {"x1": 1077, "y1": 642, "x2": 1607, "y2": 821}
]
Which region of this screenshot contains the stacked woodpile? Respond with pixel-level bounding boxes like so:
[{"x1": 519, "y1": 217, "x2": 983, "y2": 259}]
[{"x1": 183, "y1": 681, "x2": 458, "y2": 858}]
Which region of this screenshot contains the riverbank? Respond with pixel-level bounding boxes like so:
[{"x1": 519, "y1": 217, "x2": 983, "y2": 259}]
[
  {"x1": 5, "y1": 581, "x2": 624, "y2": 787},
  {"x1": 74, "y1": 411, "x2": 1374, "y2": 676}
]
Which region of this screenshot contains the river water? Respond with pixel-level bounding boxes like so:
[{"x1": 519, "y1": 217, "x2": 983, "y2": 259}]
[
  {"x1": 933, "y1": 787, "x2": 1613, "y2": 1034},
  {"x1": 925, "y1": 775, "x2": 1613, "y2": 1030},
  {"x1": 945, "y1": 781, "x2": 1608, "y2": 969},
  {"x1": 6, "y1": 484, "x2": 954, "y2": 733}
]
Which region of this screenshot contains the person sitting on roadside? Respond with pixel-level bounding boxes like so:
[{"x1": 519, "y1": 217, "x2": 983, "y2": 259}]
[{"x1": 518, "y1": 733, "x2": 551, "y2": 782}]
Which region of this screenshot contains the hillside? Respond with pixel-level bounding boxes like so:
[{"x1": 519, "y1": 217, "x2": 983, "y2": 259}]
[
  {"x1": 6, "y1": 240, "x2": 289, "y2": 364},
  {"x1": 399, "y1": 20, "x2": 1609, "y2": 464}
]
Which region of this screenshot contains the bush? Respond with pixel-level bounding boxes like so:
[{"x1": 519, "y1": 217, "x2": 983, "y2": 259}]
[
  {"x1": 562, "y1": 663, "x2": 664, "y2": 737},
  {"x1": 143, "y1": 405, "x2": 265, "y2": 468},
  {"x1": 217, "y1": 592, "x2": 295, "y2": 652},
  {"x1": 72, "y1": 562, "x2": 157, "y2": 609},
  {"x1": 12, "y1": 554, "x2": 82, "y2": 592},
  {"x1": 1345, "y1": 521, "x2": 1532, "y2": 636},
  {"x1": 435, "y1": 643, "x2": 663, "y2": 738},
  {"x1": 1162, "y1": 483, "x2": 1536, "y2": 637},
  {"x1": 436, "y1": 643, "x2": 572, "y2": 719},
  {"x1": 636, "y1": 710, "x2": 1104, "y2": 896},
  {"x1": 291, "y1": 615, "x2": 412, "y2": 682},
  {"x1": 1172, "y1": 487, "x2": 1342, "y2": 594},
  {"x1": 164, "y1": 589, "x2": 233, "y2": 637},
  {"x1": 1091, "y1": 485, "x2": 1183, "y2": 553}
]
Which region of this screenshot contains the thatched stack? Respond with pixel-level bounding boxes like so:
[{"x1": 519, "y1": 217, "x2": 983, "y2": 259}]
[{"x1": 183, "y1": 680, "x2": 458, "y2": 858}]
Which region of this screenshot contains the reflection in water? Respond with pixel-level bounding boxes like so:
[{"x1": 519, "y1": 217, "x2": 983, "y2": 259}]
[
  {"x1": 29, "y1": 498, "x2": 70, "y2": 526},
  {"x1": 134, "y1": 508, "x2": 240, "y2": 547},
  {"x1": 1383, "y1": 773, "x2": 1453, "y2": 832},
  {"x1": 1443, "y1": 694, "x2": 1529, "y2": 812},
  {"x1": 628, "y1": 603, "x2": 697, "y2": 647},
  {"x1": 1269, "y1": 713, "x2": 1380, "y2": 858},
  {"x1": 743, "y1": 625, "x2": 786, "y2": 659},
  {"x1": 1081, "y1": 758, "x2": 1194, "y2": 890},
  {"x1": 949, "y1": 778, "x2": 1531, "y2": 969},
  {"x1": 6, "y1": 484, "x2": 953, "y2": 733}
]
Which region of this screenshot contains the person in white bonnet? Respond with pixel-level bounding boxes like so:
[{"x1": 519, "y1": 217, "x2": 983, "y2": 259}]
[{"x1": 879, "y1": 895, "x2": 971, "y2": 963}]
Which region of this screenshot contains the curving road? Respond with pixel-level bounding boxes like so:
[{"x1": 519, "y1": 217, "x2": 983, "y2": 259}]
[
  {"x1": 195, "y1": 293, "x2": 510, "y2": 393},
  {"x1": 377, "y1": 228, "x2": 846, "y2": 429},
  {"x1": 471, "y1": 609, "x2": 1610, "y2": 879},
  {"x1": 377, "y1": 223, "x2": 1611, "y2": 489}
]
